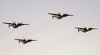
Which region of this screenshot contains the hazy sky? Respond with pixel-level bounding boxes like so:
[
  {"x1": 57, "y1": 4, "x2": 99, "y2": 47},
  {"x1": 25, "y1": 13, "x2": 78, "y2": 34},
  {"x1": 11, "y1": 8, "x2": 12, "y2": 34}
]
[{"x1": 0, "y1": 0, "x2": 100, "y2": 55}]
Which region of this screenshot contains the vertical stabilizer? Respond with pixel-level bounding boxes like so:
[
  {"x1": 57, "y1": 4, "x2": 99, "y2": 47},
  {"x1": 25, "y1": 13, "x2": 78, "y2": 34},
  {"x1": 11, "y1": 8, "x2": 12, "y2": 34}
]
[
  {"x1": 18, "y1": 40, "x2": 21, "y2": 43},
  {"x1": 52, "y1": 15, "x2": 54, "y2": 19},
  {"x1": 8, "y1": 24, "x2": 10, "y2": 28},
  {"x1": 78, "y1": 28, "x2": 80, "y2": 32}
]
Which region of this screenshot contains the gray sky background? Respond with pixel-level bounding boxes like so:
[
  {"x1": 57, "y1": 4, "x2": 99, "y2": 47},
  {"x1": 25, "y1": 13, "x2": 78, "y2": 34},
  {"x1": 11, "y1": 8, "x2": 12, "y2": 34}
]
[{"x1": 0, "y1": 0, "x2": 100, "y2": 55}]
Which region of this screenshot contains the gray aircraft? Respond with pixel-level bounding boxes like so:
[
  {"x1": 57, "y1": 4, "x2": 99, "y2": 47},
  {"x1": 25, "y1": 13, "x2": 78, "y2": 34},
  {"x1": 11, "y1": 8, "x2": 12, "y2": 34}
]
[
  {"x1": 14, "y1": 38, "x2": 37, "y2": 44},
  {"x1": 3, "y1": 22, "x2": 29, "y2": 28},
  {"x1": 48, "y1": 12, "x2": 73, "y2": 19},
  {"x1": 75, "y1": 27, "x2": 97, "y2": 32}
]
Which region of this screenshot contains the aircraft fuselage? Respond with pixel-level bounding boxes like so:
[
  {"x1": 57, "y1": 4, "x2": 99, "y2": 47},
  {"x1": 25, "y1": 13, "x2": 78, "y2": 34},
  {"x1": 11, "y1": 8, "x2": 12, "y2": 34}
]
[
  {"x1": 80, "y1": 28, "x2": 92, "y2": 32},
  {"x1": 54, "y1": 15, "x2": 66, "y2": 19},
  {"x1": 21, "y1": 39, "x2": 33, "y2": 44},
  {"x1": 53, "y1": 14, "x2": 73, "y2": 19},
  {"x1": 10, "y1": 23, "x2": 22, "y2": 28}
]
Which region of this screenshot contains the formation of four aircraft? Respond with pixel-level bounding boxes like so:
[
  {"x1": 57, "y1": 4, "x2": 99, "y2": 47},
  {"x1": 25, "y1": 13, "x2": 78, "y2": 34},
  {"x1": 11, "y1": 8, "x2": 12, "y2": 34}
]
[{"x1": 2, "y1": 12, "x2": 98, "y2": 44}]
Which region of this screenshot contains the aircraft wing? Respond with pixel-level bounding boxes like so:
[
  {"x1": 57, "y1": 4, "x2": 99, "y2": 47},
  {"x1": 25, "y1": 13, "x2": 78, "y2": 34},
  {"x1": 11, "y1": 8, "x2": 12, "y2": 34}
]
[
  {"x1": 92, "y1": 28, "x2": 98, "y2": 30},
  {"x1": 75, "y1": 27, "x2": 83, "y2": 29},
  {"x1": 14, "y1": 39, "x2": 23, "y2": 43},
  {"x1": 3, "y1": 22, "x2": 12, "y2": 24},
  {"x1": 31, "y1": 40, "x2": 37, "y2": 41},
  {"x1": 27, "y1": 39, "x2": 37, "y2": 42},
  {"x1": 21, "y1": 24, "x2": 30, "y2": 25},
  {"x1": 14, "y1": 39, "x2": 22, "y2": 40},
  {"x1": 48, "y1": 13, "x2": 58, "y2": 15}
]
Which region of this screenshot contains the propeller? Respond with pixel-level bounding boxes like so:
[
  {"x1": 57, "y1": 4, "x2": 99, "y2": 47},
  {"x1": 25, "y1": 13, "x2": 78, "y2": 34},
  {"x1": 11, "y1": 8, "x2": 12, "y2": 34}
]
[
  {"x1": 57, "y1": 12, "x2": 61, "y2": 16},
  {"x1": 20, "y1": 22, "x2": 23, "y2": 25},
  {"x1": 65, "y1": 12, "x2": 67, "y2": 14},
  {"x1": 17, "y1": 22, "x2": 23, "y2": 26},
  {"x1": 21, "y1": 22, "x2": 23, "y2": 24},
  {"x1": 57, "y1": 12, "x2": 61, "y2": 14},
  {"x1": 23, "y1": 38, "x2": 26, "y2": 40},
  {"x1": 29, "y1": 38, "x2": 32, "y2": 40},
  {"x1": 12, "y1": 21, "x2": 16, "y2": 23},
  {"x1": 84, "y1": 26, "x2": 87, "y2": 28},
  {"x1": 12, "y1": 21, "x2": 16, "y2": 26}
]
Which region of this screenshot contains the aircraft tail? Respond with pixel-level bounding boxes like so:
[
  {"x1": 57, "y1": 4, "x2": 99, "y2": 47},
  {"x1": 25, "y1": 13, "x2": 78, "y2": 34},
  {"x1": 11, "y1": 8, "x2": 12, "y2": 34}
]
[
  {"x1": 52, "y1": 15, "x2": 55, "y2": 19},
  {"x1": 75, "y1": 27, "x2": 80, "y2": 32},
  {"x1": 78, "y1": 28, "x2": 80, "y2": 32},
  {"x1": 18, "y1": 40, "x2": 21, "y2": 43},
  {"x1": 8, "y1": 24, "x2": 11, "y2": 28}
]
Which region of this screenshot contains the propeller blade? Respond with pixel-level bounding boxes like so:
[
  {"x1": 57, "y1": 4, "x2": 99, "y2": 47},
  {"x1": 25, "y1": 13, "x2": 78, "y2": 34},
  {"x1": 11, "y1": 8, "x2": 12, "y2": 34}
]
[
  {"x1": 65, "y1": 12, "x2": 67, "y2": 14},
  {"x1": 21, "y1": 22, "x2": 23, "y2": 24},
  {"x1": 12, "y1": 21, "x2": 16, "y2": 23},
  {"x1": 57, "y1": 12, "x2": 61, "y2": 14}
]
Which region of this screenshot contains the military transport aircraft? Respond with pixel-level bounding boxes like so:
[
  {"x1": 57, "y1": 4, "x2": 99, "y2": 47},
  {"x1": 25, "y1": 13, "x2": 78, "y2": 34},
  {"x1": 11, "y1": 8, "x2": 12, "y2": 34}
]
[
  {"x1": 14, "y1": 38, "x2": 37, "y2": 44},
  {"x1": 48, "y1": 12, "x2": 73, "y2": 19},
  {"x1": 75, "y1": 27, "x2": 97, "y2": 33},
  {"x1": 3, "y1": 22, "x2": 29, "y2": 28}
]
